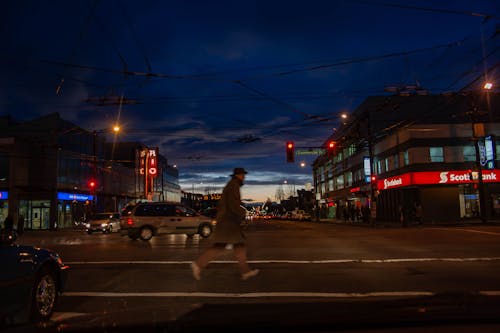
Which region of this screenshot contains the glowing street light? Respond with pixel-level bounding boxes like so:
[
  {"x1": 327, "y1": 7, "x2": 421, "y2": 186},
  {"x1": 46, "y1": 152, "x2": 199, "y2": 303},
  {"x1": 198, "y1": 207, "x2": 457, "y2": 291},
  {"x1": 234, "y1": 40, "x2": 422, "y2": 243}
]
[
  {"x1": 300, "y1": 162, "x2": 306, "y2": 167},
  {"x1": 483, "y1": 82, "x2": 493, "y2": 90},
  {"x1": 340, "y1": 112, "x2": 348, "y2": 119},
  {"x1": 113, "y1": 125, "x2": 121, "y2": 133}
]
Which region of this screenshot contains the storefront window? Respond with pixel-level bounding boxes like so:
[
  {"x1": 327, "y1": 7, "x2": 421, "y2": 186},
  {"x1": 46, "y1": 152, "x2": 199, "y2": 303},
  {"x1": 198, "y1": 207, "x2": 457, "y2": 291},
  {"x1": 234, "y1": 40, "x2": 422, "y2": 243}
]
[
  {"x1": 403, "y1": 150, "x2": 409, "y2": 166},
  {"x1": 394, "y1": 154, "x2": 399, "y2": 169},
  {"x1": 430, "y1": 147, "x2": 444, "y2": 162},
  {"x1": 20, "y1": 200, "x2": 51, "y2": 230}
]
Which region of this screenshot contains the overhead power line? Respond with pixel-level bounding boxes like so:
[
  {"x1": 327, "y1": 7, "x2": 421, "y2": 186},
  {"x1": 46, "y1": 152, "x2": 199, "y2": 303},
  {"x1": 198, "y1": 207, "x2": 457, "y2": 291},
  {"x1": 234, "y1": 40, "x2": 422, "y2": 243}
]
[
  {"x1": 352, "y1": 0, "x2": 500, "y2": 21},
  {"x1": 41, "y1": 37, "x2": 471, "y2": 82}
]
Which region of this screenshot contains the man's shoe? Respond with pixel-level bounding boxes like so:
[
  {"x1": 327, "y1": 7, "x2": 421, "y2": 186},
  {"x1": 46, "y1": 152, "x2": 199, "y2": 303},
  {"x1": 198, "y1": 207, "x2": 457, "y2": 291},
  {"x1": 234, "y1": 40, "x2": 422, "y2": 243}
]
[
  {"x1": 241, "y1": 269, "x2": 259, "y2": 281},
  {"x1": 191, "y1": 262, "x2": 201, "y2": 280}
]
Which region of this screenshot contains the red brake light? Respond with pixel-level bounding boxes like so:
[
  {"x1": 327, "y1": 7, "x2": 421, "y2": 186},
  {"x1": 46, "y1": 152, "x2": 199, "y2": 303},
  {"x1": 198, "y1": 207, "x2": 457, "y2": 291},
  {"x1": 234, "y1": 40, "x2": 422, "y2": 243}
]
[{"x1": 127, "y1": 218, "x2": 134, "y2": 226}]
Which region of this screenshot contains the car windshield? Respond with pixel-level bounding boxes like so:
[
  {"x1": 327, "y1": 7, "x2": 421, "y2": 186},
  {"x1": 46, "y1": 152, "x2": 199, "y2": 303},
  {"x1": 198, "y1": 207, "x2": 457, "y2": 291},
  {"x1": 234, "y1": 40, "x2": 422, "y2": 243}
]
[{"x1": 2, "y1": 1, "x2": 500, "y2": 332}]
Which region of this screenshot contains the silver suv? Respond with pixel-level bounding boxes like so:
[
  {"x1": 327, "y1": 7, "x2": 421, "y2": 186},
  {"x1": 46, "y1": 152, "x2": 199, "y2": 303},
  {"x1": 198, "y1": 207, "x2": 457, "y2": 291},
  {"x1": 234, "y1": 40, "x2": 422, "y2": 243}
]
[{"x1": 120, "y1": 202, "x2": 216, "y2": 241}]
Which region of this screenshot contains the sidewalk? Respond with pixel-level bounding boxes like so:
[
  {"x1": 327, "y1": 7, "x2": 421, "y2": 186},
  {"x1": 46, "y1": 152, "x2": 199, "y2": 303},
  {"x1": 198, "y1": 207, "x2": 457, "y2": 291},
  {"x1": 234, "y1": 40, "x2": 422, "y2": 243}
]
[{"x1": 315, "y1": 218, "x2": 500, "y2": 228}]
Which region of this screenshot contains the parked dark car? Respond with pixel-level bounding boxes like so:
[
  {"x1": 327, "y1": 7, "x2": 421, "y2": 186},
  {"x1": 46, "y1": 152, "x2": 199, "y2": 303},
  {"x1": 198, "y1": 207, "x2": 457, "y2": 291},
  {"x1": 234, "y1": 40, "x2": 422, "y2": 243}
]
[{"x1": 0, "y1": 230, "x2": 69, "y2": 325}]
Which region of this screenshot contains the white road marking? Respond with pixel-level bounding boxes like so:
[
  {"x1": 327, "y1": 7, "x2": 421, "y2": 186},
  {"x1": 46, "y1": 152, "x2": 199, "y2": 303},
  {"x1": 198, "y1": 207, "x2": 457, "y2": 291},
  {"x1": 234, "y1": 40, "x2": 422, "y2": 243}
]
[
  {"x1": 479, "y1": 291, "x2": 500, "y2": 296},
  {"x1": 51, "y1": 312, "x2": 87, "y2": 321},
  {"x1": 433, "y1": 228, "x2": 500, "y2": 236},
  {"x1": 65, "y1": 257, "x2": 500, "y2": 265},
  {"x1": 63, "y1": 291, "x2": 435, "y2": 298}
]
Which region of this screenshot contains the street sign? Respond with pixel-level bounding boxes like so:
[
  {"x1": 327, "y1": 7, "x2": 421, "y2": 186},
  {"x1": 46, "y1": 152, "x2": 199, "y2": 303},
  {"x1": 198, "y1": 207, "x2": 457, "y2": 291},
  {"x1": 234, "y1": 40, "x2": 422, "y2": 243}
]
[{"x1": 296, "y1": 149, "x2": 325, "y2": 156}]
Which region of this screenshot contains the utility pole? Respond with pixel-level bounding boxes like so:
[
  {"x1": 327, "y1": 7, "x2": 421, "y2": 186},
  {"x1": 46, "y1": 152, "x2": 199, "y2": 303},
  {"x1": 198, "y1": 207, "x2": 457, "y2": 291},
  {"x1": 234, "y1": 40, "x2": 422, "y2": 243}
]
[{"x1": 470, "y1": 104, "x2": 487, "y2": 223}]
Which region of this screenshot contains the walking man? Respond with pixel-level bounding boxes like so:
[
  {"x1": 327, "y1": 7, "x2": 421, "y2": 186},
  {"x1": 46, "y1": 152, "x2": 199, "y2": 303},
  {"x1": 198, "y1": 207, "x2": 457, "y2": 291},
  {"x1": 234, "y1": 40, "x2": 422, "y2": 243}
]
[{"x1": 191, "y1": 168, "x2": 259, "y2": 281}]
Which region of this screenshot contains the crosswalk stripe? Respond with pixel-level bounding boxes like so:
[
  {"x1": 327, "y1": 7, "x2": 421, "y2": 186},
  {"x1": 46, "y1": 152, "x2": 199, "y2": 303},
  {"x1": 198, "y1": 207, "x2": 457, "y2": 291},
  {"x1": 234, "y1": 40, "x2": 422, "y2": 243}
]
[{"x1": 63, "y1": 291, "x2": 435, "y2": 298}]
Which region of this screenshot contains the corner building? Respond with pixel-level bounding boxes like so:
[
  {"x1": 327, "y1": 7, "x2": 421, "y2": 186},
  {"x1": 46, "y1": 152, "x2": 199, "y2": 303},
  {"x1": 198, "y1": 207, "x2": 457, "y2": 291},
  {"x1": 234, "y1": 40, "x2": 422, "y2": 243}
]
[{"x1": 313, "y1": 93, "x2": 500, "y2": 223}]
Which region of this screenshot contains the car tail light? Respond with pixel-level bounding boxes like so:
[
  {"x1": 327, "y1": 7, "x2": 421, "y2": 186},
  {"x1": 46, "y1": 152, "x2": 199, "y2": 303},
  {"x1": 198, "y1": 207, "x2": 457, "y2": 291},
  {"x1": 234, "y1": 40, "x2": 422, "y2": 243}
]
[{"x1": 127, "y1": 218, "x2": 134, "y2": 226}]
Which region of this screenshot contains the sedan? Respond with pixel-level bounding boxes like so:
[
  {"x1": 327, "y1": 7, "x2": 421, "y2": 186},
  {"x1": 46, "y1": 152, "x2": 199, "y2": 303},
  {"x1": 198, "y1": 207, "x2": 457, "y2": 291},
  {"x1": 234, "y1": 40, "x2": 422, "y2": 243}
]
[{"x1": 86, "y1": 212, "x2": 121, "y2": 234}]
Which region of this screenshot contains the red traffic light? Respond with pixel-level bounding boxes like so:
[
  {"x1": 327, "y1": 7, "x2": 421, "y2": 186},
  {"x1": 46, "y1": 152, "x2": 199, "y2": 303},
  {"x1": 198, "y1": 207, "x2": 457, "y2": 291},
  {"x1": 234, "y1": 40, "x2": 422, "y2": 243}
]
[
  {"x1": 88, "y1": 180, "x2": 96, "y2": 188},
  {"x1": 327, "y1": 141, "x2": 336, "y2": 157},
  {"x1": 286, "y1": 141, "x2": 295, "y2": 163}
]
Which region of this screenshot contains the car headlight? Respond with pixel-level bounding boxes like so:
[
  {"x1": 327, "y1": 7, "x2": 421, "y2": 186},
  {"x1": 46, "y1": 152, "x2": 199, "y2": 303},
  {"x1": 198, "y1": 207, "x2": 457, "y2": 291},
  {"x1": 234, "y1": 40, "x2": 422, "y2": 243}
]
[
  {"x1": 211, "y1": 220, "x2": 217, "y2": 225},
  {"x1": 85, "y1": 223, "x2": 90, "y2": 228},
  {"x1": 101, "y1": 223, "x2": 108, "y2": 227}
]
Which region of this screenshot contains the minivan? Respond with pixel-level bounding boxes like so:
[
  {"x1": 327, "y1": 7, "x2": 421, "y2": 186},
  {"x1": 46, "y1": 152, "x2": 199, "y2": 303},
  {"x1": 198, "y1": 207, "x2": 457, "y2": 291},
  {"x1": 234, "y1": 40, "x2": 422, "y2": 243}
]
[{"x1": 120, "y1": 202, "x2": 216, "y2": 241}]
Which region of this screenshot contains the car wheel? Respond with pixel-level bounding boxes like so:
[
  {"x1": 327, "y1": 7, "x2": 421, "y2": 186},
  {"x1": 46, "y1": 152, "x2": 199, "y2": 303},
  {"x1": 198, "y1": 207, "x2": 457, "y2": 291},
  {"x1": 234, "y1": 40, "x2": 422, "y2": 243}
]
[
  {"x1": 198, "y1": 224, "x2": 212, "y2": 238},
  {"x1": 31, "y1": 267, "x2": 58, "y2": 322},
  {"x1": 139, "y1": 226, "x2": 154, "y2": 241}
]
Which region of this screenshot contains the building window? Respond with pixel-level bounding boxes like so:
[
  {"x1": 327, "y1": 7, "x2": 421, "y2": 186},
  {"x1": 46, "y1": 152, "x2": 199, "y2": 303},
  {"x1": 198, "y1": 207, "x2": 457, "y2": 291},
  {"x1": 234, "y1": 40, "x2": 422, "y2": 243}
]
[
  {"x1": 336, "y1": 175, "x2": 344, "y2": 189},
  {"x1": 377, "y1": 160, "x2": 382, "y2": 174},
  {"x1": 328, "y1": 179, "x2": 333, "y2": 191},
  {"x1": 430, "y1": 147, "x2": 444, "y2": 162},
  {"x1": 403, "y1": 150, "x2": 409, "y2": 166},
  {"x1": 385, "y1": 158, "x2": 389, "y2": 172},
  {"x1": 394, "y1": 154, "x2": 399, "y2": 169},
  {"x1": 463, "y1": 146, "x2": 476, "y2": 162},
  {"x1": 345, "y1": 172, "x2": 353, "y2": 187}
]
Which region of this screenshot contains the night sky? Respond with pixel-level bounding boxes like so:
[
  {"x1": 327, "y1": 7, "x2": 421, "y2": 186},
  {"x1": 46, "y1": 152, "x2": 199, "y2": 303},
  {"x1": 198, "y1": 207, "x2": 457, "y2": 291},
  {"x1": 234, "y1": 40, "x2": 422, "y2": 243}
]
[{"x1": 1, "y1": 0, "x2": 499, "y2": 201}]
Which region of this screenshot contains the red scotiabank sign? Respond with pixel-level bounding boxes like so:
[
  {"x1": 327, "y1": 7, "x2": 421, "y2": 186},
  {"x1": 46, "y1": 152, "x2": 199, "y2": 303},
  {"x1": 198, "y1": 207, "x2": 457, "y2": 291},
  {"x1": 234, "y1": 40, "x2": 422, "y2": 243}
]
[{"x1": 377, "y1": 170, "x2": 500, "y2": 190}]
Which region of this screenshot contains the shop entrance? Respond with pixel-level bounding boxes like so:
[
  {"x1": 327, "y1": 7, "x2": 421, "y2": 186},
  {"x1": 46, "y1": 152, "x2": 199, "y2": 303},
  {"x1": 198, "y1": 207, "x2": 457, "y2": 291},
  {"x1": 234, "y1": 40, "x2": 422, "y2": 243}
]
[
  {"x1": 31, "y1": 207, "x2": 50, "y2": 229},
  {"x1": 459, "y1": 185, "x2": 479, "y2": 218}
]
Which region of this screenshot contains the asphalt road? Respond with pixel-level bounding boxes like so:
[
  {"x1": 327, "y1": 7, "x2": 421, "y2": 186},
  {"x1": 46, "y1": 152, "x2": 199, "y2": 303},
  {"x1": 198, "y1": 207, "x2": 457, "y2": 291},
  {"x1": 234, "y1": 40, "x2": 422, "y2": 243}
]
[{"x1": 12, "y1": 220, "x2": 500, "y2": 330}]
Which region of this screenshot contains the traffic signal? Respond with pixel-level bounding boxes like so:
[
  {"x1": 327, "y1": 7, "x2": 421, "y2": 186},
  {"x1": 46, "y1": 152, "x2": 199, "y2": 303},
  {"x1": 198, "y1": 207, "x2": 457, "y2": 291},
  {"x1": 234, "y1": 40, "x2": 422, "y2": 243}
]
[
  {"x1": 88, "y1": 179, "x2": 96, "y2": 190},
  {"x1": 327, "y1": 141, "x2": 336, "y2": 157},
  {"x1": 286, "y1": 141, "x2": 295, "y2": 163}
]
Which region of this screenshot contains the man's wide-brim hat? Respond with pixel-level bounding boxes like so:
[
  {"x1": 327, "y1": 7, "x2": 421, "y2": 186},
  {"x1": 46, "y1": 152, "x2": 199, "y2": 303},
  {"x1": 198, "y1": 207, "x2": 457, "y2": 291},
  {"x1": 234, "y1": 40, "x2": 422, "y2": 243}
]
[{"x1": 231, "y1": 167, "x2": 248, "y2": 176}]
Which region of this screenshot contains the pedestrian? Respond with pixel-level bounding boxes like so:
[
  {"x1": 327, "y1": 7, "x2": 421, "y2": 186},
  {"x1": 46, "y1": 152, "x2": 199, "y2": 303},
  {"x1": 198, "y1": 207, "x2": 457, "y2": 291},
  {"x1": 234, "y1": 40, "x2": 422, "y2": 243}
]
[
  {"x1": 349, "y1": 205, "x2": 356, "y2": 222},
  {"x1": 3, "y1": 214, "x2": 14, "y2": 232},
  {"x1": 399, "y1": 204, "x2": 407, "y2": 227},
  {"x1": 191, "y1": 168, "x2": 259, "y2": 281},
  {"x1": 414, "y1": 203, "x2": 423, "y2": 225},
  {"x1": 343, "y1": 206, "x2": 348, "y2": 222},
  {"x1": 17, "y1": 215, "x2": 25, "y2": 235}
]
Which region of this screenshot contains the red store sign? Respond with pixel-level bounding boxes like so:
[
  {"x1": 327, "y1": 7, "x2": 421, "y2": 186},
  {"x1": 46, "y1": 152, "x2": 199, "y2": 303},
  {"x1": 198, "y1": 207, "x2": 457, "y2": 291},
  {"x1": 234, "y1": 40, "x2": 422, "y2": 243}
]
[{"x1": 377, "y1": 170, "x2": 500, "y2": 190}]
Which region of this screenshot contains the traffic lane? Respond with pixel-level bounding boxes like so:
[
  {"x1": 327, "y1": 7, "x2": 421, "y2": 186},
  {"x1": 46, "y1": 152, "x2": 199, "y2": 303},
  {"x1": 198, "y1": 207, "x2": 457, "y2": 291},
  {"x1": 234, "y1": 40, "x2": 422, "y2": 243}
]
[
  {"x1": 63, "y1": 261, "x2": 500, "y2": 294},
  {"x1": 50, "y1": 294, "x2": 500, "y2": 333},
  {"x1": 15, "y1": 222, "x2": 500, "y2": 261}
]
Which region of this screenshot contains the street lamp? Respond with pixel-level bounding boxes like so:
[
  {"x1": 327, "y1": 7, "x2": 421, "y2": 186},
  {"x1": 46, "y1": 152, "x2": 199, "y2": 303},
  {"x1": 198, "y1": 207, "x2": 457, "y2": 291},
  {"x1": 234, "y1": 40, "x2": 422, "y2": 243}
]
[
  {"x1": 483, "y1": 82, "x2": 493, "y2": 90},
  {"x1": 300, "y1": 162, "x2": 306, "y2": 167},
  {"x1": 92, "y1": 125, "x2": 121, "y2": 213}
]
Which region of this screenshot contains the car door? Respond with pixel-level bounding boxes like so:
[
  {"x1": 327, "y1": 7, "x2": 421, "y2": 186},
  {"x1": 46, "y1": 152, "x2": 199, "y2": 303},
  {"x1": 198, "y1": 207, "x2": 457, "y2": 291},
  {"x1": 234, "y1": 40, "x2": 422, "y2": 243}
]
[
  {"x1": 0, "y1": 243, "x2": 34, "y2": 316},
  {"x1": 157, "y1": 204, "x2": 176, "y2": 234},
  {"x1": 174, "y1": 205, "x2": 199, "y2": 233}
]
